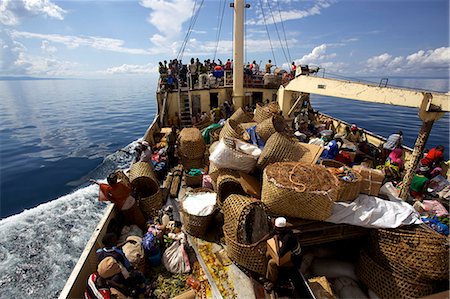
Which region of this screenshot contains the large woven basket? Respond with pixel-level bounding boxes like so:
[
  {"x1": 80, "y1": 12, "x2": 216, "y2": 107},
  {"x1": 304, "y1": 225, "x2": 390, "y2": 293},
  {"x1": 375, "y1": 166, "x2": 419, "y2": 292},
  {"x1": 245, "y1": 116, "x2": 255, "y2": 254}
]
[
  {"x1": 219, "y1": 119, "x2": 244, "y2": 140},
  {"x1": 129, "y1": 162, "x2": 158, "y2": 185},
  {"x1": 222, "y1": 194, "x2": 269, "y2": 243},
  {"x1": 255, "y1": 115, "x2": 287, "y2": 142},
  {"x1": 139, "y1": 189, "x2": 163, "y2": 219},
  {"x1": 129, "y1": 163, "x2": 160, "y2": 210},
  {"x1": 180, "y1": 156, "x2": 204, "y2": 170},
  {"x1": 369, "y1": 226, "x2": 449, "y2": 281},
  {"x1": 262, "y1": 162, "x2": 339, "y2": 220},
  {"x1": 224, "y1": 230, "x2": 267, "y2": 275},
  {"x1": 178, "y1": 128, "x2": 206, "y2": 159},
  {"x1": 181, "y1": 188, "x2": 216, "y2": 238},
  {"x1": 215, "y1": 170, "x2": 246, "y2": 205},
  {"x1": 253, "y1": 102, "x2": 280, "y2": 123},
  {"x1": 356, "y1": 250, "x2": 433, "y2": 299},
  {"x1": 257, "y1": 133, "x2": 323, "y2": 169},
  {"x1": 229, "y1": 107, "x2": 254, "y2": 124},
  {"x1": 321, "y1": 159, "x2": 362, "y2": 202}
]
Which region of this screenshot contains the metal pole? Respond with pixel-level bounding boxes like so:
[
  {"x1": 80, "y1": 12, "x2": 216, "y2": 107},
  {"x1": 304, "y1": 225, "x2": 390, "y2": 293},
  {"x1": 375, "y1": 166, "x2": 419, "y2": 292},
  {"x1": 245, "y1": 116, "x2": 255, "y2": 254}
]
[
  {"x1": 232, "y1": 0, "x2": 244, "y2": 109},
  {"x1": 399, "y1": 120, "x2": 434, "y2": 200}
]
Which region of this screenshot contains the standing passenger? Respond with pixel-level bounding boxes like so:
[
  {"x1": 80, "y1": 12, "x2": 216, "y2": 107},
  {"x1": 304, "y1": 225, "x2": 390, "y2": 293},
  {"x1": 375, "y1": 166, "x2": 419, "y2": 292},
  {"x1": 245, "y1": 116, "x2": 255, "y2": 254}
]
[{"x1": 265, "y1": 60, "x2": 272, "y2": 74}]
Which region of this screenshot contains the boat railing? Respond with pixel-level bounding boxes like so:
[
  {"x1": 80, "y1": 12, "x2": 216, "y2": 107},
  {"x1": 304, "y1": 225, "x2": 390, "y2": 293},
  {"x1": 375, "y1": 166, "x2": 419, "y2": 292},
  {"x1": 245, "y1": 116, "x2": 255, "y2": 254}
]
[{"x1": 157, "y1": 69, "x2": 321, "y2": 92}]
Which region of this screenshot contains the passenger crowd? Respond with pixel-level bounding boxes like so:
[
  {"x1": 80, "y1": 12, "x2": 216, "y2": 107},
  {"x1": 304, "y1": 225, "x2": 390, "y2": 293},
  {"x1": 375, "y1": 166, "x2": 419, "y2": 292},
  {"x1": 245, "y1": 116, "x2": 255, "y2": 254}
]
[{"x1": 158, "y1": 57, "x2": 317, "y2": 90}]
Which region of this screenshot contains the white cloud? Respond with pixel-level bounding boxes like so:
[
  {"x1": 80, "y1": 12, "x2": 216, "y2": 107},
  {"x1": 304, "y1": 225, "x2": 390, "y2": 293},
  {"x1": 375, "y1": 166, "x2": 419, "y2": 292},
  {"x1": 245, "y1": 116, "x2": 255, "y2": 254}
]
[
  {"x1": 11, "y1": 31, "x2": 150, "y2": 55},
  {"x1": 0, "y1": 0, "x2": 66, "y2": 26},
  {"x1": 364, "y1": 47, "x2": 450, "y2": 74},
  {"x1": 41, "y1": 40, "x2": 57, "y2": 54},
  {"x1": 295, "y1": 44, "x2": 337, "y2": 65},
  {"x1": 247, "y1": 0, "x2": 332, "y2": 26},
  {"x1": 100, "y1": 63, "x2": 157, "y2": 75},
  {"x1": 140, "y1": 0, "x2": 196, "y2": 53}
]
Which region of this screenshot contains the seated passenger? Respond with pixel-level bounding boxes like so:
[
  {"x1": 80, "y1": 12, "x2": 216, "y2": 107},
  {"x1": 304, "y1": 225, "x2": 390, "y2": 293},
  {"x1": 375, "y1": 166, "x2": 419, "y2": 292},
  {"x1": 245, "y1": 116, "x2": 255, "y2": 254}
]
[
  {"x1": 420, "y1": 145, "x2": 445, "y2": 169},
  {"x1": 410, "y1": 166, "x2": 430, "y2": 200},
  {"x1": 347, "y1": 124, "x2": 362, "y2": 144}
]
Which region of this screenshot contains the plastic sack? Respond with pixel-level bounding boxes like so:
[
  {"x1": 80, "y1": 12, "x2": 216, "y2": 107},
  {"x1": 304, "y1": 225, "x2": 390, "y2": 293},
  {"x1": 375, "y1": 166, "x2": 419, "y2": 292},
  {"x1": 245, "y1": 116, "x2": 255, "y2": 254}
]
[
  {"x1": 209, "y1": 137, "x2": 261, "y2": 173},
  {"x1": 311, "y1": 258, "x2": 358, "y2": 281}
]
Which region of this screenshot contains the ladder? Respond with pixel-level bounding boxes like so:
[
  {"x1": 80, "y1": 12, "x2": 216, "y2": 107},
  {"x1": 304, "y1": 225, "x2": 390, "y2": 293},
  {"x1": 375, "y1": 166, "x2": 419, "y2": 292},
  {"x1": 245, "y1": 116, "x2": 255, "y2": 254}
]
[{"x1": 178, "y1": 76, "x2": 193, "y2": 128}]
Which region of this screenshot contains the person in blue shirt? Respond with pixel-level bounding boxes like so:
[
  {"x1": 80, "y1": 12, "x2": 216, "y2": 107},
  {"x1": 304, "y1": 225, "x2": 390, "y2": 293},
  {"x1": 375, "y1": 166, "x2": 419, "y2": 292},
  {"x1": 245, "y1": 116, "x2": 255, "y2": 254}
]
[{"x1": 321, "y1": 136, "x2": 343, "y2": 160}]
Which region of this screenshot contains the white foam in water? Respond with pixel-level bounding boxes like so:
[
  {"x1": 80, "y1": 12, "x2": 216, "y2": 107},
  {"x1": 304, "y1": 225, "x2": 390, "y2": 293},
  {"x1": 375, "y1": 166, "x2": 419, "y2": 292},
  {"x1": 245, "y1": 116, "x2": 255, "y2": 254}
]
[{"x1": 0, "y1": 141, "x2": 141, "y2": 298}]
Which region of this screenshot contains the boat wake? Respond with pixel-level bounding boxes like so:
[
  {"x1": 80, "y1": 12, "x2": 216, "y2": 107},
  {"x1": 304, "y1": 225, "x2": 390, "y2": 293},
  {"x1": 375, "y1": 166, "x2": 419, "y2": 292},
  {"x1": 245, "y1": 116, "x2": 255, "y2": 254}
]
[{"x1": 0, "y1": 141, "x2": 140, "y2": 298}]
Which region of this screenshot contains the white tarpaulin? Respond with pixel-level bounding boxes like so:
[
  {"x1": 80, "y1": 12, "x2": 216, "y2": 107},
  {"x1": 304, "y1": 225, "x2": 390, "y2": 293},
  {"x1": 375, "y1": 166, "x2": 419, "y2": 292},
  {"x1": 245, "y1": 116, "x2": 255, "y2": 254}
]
[{"x1": 326, "y1": 194, "x2": 422, "y2": 228}]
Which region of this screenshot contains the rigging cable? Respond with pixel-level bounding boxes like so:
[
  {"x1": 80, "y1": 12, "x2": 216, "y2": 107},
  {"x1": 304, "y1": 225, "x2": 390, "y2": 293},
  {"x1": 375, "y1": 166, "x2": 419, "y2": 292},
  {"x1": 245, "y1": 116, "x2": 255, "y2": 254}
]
[
  {"x1": 177, "y1": 0, "x2": 205, "y2": 61},
  {"x1": 213, "y1": 0, "x2": 227, "y2": 61},
  {"x1": 176, "y1": 0, "x2": 198, "y2": 60},
  {"x1": 266, "y1": 0, "x2": 290, "y2": 71},
  {"x1": 258, "y1": 0, "x2": 277, "y2": 66},
  {"x1": 276, "y1": 0, "x2": 292, "y2": 63}
]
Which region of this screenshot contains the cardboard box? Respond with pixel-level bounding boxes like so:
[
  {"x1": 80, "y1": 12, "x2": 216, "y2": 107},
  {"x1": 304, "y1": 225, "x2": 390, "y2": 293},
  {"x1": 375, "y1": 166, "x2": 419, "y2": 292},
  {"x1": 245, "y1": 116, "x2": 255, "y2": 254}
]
[
  {"x1": 266, "y1": 238, "x2": 292, "y2": 266},
  {"x1": 352, "y1": 165, "x2": 384, "y2": 196}
]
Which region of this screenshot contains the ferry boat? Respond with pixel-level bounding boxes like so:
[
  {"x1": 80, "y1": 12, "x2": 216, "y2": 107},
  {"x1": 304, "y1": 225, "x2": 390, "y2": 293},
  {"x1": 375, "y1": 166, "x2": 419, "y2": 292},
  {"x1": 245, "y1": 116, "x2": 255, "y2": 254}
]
[{"x1": 60, "y1": 1, "x2": 450, "y2": 298}]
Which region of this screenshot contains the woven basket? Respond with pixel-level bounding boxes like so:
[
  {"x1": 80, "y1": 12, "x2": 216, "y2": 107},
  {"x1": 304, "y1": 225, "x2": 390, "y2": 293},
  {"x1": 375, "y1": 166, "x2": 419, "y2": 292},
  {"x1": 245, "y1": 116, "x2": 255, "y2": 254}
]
[
  {"x1": 229, "y1": 107, "x2": 254, "y2": 124},
  {"x1": 224, "y1": 230, "x2": 267, "y2": 275},
  {"x1": 180, "y1": 156, "x2": 204, "y2": 170},
  {"x1": 178, "y1": 128, "x2": 206, "y2": 160},
  {"x1": 129, "y1": 162, "x2": 158, "y2": 185},
  {"x1": 356, "y1": 250, "x2": 433, "y2": 299},
  {"x1": 369, "y1": 226, "x2": 449, "y2": 281},
  {"x1": 181, "y1": 188, "x2": 216, "y2": 238},
  {"x1": 139, "y1": 189, "x2": 163, "y2": 219},
  {"x1": 240, "y1": 122, "x2": 257, "y2": 130},
  {"x1": 253, "y1": 102, "x2": 280, "y2": 123},
  {"x1": 184, "y1": 171, "x2": 203, "y2": 187},
  {"x1": 222, "y1": 194, "x2": 269, "y2": 242},
  {"x1": 321, "y1": 160, "x2": 362, "y2": 202},
  {"x1": 262, "y1": 162, "x2": 339, "y2": 220},
  {"x1": 129, "y1": 163, "x2": 160, "y2": 204},
  {"x1": 216, "y1": 170, "x2": 246, "y2": 205},
  {"x1": 122, "y1": 200, "x2": 147, "y2": 230},
  {"x1": 219, "y1": 119, "x2": 244, "y2": 140},
  {"x1": 257, "y1": 133, "x2": 323, "y2": 169},
  {"x1": 255, "y1": 115, "x2": 287, "y2": 142}
]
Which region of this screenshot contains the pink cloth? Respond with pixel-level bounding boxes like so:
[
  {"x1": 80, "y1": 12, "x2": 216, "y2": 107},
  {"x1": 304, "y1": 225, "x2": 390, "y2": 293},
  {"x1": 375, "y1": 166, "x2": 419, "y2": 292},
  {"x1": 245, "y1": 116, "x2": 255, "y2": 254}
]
[
  {"x1": 423, "y1": 200, "x2": 448, "y2": 217},
  {"x1": 388, "y1": 148, "x2": 404, "y2": 169},
  {"x1": 202, "y1": 175, "x2": 213, "y2": 189}
]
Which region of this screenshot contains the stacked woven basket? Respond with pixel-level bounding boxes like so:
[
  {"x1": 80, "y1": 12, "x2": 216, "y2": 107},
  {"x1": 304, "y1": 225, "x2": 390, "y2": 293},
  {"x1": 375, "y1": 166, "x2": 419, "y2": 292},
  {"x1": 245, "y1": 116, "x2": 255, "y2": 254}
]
[
  {"x1": 356, "y1": 225, "x2": 449, "y2": 298},
  {"x1": 222, "y1": 194, "x2": 270, "y2": 275},
  {"x1": 178, "y1": 128, "x2": 206, "y2": 169},
  {"x1": 321, "y1": 159, "x2": 362, "y2": 202},
  {"x1": 219, "y1": 119, "x2": 245, "y2": 141},
  {"x1": 253, "y1": 102, "x2": 280, "y2": 123},
  {"x1": 257, "y1": 133, "x2": 323, "y2": 169},
  {"x1": 181, "y1": 188, "x2": 217, "y2": 238},
  {"x1": 262, "y1": 162, "x2": 339, "y2": 220},
  {"x1": 129, "y1": 162, "x2": 162, "y2": 219},
  {"x1": 229, "y1": 107, "x2": 253, "y2": 124}
]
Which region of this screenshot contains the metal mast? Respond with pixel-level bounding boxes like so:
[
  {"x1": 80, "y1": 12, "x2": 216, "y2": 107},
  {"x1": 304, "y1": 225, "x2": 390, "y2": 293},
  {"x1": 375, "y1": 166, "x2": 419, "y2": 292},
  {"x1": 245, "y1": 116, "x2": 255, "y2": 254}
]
[{"x1": 232, "y1": 0, "x2": 245, "y2": 109}]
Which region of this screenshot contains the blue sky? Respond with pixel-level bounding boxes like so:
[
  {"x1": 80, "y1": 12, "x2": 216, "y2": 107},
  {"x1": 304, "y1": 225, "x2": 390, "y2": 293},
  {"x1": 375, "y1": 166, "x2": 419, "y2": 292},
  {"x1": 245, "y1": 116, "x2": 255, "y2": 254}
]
[{"x1": 1, "y1": 0, "x2": 449, "y2": 78}]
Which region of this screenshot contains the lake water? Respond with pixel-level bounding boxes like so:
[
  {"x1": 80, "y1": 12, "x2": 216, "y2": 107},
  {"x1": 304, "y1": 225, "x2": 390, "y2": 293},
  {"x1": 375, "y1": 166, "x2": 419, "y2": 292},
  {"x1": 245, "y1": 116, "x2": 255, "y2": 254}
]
[{"x1": 0, "y1": 76, "x2": 448, "y2": 298}]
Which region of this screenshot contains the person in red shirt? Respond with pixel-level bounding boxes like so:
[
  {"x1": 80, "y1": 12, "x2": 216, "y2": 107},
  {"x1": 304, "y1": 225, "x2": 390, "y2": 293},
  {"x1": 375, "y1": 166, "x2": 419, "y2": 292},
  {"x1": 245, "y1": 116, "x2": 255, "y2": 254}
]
[
  {"x1": 91, "y1": 172, "x2": 132, "y2": 210},
  {"x1": 420, "y1": 145, "x2": 445, "y2": 168},
  {"x1": 290, "y1": 61, "x2": 296, "y2": 78}
]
